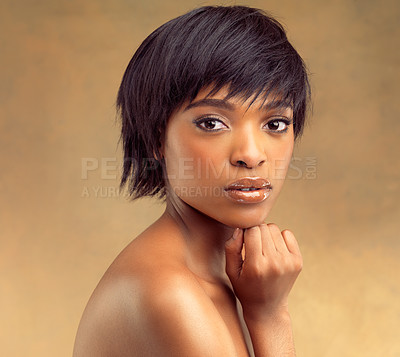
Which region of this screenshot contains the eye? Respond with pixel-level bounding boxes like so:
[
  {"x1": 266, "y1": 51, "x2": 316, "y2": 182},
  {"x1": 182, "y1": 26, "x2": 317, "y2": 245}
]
[
  {"x1": 265, "y1": 118, "x2": 292, "y2": 133},
  {"x1": 194, "y1": 117, "x2": 228, "y2": 131}
]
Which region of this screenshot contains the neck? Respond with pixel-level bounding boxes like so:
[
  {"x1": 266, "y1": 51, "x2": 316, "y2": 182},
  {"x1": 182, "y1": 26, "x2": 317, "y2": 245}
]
[{"x1": 162, "y1": 195, "x2": 235, "y2": 283}]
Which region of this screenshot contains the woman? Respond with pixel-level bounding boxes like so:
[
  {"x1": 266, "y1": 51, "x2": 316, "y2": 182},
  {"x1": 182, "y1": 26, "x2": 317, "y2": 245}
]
[{"x1": 74, "y1": 5, "x2": 310, "y2": 356}]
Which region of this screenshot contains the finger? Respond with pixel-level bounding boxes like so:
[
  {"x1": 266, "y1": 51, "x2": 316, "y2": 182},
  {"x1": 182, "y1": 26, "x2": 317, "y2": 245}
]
[
  {"x1": 281, "y1": 229, "x2": 301, "y2": 256},
  {"x1": 242, "y1": 226, "x2": 263, "y2": 261},
  {"x1": 225, "y1": 228, "x2": 244, "y2": 279},
  {"x1": 267, "y1": 223, "x2": 289, "y2": 253},
  {"x1": 259, "y1": 224, "x2": 276, "y2": 255}
]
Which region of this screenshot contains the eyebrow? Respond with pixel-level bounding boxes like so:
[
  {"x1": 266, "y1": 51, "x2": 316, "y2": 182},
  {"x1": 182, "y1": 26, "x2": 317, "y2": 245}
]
[
  {"x1": 183, "y1": 97, "x2": 293, "y2": 113},
  {"x1": 183, "y1": 98, "x2": 235, "y2": 112}
]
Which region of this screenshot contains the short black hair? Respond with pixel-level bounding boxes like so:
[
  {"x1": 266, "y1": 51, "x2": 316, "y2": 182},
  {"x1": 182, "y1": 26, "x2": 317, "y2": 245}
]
[{"x1": 117, "y1": 5, "x2": 311, "y2": 200}]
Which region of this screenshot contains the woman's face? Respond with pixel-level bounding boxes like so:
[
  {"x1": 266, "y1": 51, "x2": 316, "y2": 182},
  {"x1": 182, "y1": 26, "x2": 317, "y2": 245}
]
[{"x1": 162, "y1": 86, "x2": 294, "y2": 228}]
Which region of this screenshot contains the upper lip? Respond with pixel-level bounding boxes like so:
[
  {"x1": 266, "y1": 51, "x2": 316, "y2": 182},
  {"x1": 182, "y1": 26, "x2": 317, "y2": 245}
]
[{"x1": 225, "y1": 177, "x2": 272, "y2": 190}]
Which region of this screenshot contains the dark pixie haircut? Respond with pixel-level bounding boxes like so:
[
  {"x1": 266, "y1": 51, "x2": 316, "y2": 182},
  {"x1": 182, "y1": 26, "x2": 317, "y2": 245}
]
[{"x1": 117, "y1": 5, "x2": 311, "y2": 200}]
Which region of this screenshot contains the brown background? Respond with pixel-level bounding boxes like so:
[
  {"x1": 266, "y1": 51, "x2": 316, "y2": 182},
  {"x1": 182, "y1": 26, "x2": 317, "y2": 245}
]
[{"x1": 1, "y1": 0, "x2": 399, "y2": 356}]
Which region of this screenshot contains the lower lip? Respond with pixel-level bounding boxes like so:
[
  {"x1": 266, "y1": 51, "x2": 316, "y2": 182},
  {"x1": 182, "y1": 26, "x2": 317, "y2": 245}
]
[{"x1": 224, "y1": 188, "x2": 271, "y2": 203}]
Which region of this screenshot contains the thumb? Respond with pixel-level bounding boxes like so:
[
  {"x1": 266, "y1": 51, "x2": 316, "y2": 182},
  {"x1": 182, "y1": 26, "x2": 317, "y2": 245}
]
[{"x1": 225, "y1": 228, "x2": 244, "y2": 280}]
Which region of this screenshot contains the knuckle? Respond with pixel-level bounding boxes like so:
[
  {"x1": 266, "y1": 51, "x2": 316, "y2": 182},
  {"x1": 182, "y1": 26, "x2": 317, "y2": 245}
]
[
  {"x1": 282, "y1": 229, "x2": 294, "y2": 238},
  {"x1": 244, "y1": 226, "x2": 261, "y2": 239},
  {"x1": 269, "y1": 260, "x2": 284, "y2": 276},
  {"x1": 247, "y1": 262, "x2": 264, "y2": 279},
  {"x1": 224, "y1": 241, "x2": 235, "y2": 252},
  {"x1": 274, "y1": 256, "x2": 298, "y2": 274},
  {"x1": 259, "y1": 223, "x2": 268, "y2": 230},
  {"x1": 259, "y1": 224, "x2": 269, "y2": 236},
  {"x1": 286, "y1": 256, "x2": 303, "y2": 273},
  {"x1": 267, "y1": 223, "x2": 281, "y2": 234},
  {"x1": 294, "y1": 257, "x2": 303, "y2": 272}
]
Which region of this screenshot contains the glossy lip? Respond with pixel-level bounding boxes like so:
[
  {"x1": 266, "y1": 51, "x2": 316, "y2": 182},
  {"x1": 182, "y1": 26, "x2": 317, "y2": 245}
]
[{"x1": 224, "y1": 177, "x2": 272, "y2": 204}]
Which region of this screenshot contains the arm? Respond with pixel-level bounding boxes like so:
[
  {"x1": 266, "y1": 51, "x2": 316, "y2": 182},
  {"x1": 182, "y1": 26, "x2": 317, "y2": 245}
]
[{"x1": 225, "y1": 224, "x2": 303, "y2": 357}]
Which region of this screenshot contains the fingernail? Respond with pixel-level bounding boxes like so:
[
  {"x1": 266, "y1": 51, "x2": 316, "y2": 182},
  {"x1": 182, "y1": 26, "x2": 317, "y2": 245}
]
[{"x1": 232, "y1": 228, "x2": 239, "y2": 240}]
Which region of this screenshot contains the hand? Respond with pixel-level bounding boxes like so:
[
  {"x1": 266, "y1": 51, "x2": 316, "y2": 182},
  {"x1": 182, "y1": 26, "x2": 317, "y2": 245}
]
[{"x1": 225, "y1": 224, "x2": 303, "y2": 322}]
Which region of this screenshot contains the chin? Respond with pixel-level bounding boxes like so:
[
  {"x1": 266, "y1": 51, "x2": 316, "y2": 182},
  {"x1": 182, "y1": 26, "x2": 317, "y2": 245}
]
[
  {"x1": 175, "y1": 190, "x2": 277, "y2": 229},
  {"x1": 221, "y1": 213, "x2": 270, "y2": 229},
  {"x1": 204, "y1": 204, "x2": 273, "y2": 229}
]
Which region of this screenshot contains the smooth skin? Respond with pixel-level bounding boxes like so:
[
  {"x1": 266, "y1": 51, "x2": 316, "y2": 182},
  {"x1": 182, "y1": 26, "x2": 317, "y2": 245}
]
[{"x1": 73, "y1": 86, "x2": 303, "y2": 356}]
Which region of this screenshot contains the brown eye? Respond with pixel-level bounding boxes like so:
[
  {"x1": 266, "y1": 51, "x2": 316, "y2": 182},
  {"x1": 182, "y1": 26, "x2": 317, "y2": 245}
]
[
  {"x1": 266, "y1": 119, "x2": 290, "y2": 132},
  {"x1": 195, "y1": 117, "x2": 227, "y2": 131},
  {"x1": 203, "y1": 120, "x2": 218, "y2": 129}
]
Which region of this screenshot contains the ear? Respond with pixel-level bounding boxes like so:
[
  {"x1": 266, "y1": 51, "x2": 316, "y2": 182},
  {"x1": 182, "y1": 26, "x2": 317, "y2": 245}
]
[{"x1": 153, "y1": 128, "x2": 165, "y2": 161}]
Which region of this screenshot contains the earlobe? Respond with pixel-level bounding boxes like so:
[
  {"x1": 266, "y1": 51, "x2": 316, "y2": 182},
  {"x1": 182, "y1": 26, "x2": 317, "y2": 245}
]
[
  {"x1": 154, "y1": 133, "x2": 165, "y2": 161},
  {"x1": 153, "y1": 147, "x2": 164, "y2": 161}
]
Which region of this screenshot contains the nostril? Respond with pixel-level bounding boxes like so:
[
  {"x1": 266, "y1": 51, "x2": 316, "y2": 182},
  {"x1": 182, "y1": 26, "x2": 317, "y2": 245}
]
[
  {"x1": 235, "y1": 159, "x2": 266, "y2": 168},
  {"x1": 236, "y1": 160, "x2": 247, "y2": 167}
]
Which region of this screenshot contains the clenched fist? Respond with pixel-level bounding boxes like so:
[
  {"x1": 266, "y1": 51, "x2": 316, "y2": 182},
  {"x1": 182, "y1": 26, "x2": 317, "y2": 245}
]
[{"x1": 225, "y1": 224, "x2": 303, "y2": 322}]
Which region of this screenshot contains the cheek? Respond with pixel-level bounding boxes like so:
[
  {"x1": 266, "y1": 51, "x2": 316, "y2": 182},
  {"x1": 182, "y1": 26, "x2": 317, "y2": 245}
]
[
  {"x1": 164, "y1": 134, "x2": 224, "y2": 187},
  {"x1": 267, "y1": 139, "x2": 294, "y2": 181}
]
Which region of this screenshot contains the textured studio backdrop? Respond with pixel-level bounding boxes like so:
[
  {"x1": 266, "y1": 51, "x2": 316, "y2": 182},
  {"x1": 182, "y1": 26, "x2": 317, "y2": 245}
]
[{"x1": 0, "y1": 0, "x2": 399, "y2": 356}]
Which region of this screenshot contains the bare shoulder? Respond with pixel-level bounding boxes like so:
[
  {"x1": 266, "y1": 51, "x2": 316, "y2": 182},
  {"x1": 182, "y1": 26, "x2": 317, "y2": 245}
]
[{"x1": 73, "y1": 226, "x2": 237, "y2": 357}]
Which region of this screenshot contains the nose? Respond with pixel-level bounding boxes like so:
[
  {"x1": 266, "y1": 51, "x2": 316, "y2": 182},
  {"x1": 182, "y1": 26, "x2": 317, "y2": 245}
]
[{"x1": 230, "y1": 128, "x2": 267, "y2": 169}]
